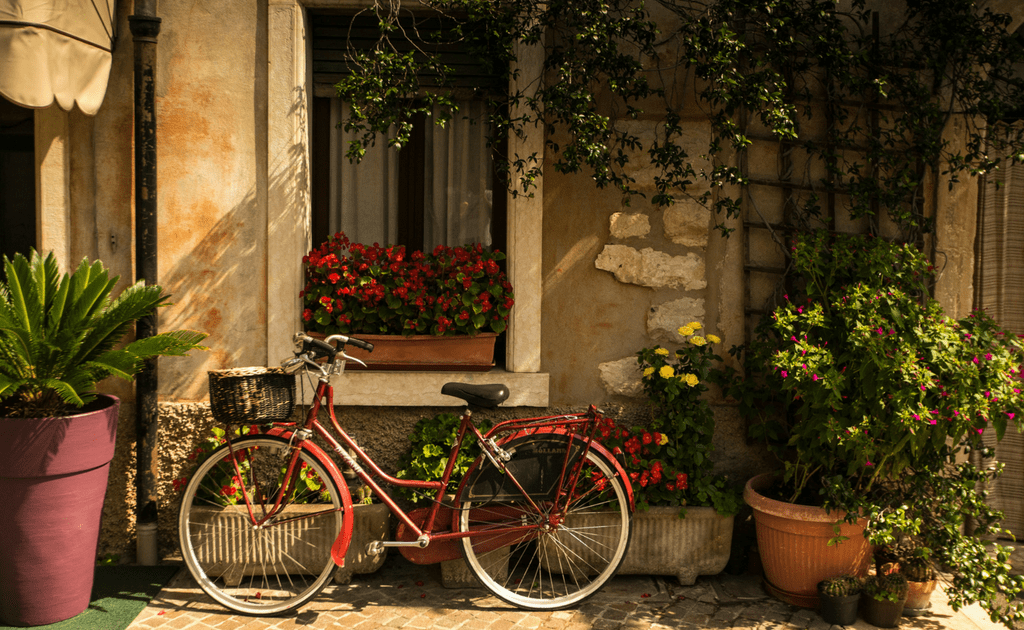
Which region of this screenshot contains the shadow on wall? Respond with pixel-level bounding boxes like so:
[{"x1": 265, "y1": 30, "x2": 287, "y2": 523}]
[{"x1": 158, "y1": 110, "x2": 310, "y2": 402}]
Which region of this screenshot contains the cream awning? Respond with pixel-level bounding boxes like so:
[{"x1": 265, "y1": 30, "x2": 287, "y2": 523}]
[{"x1": 0, "y1": 0, "x2": 116, "y2": 116}]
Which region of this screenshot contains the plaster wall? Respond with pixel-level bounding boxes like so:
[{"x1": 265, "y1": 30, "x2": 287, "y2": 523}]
[
  {"x1": 71, "y1": 0, "x2": 269, "y2": 558},
  {"x1": 152, "y1": 0, "x2": 268, "y2": 399}
]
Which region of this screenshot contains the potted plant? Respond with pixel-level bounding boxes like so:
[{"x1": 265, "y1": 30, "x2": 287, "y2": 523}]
[
  {"x1": 300, "y1": 232, "x2": 514, "y2": 370},
  {"x1": 730, "y1": 230, "x2": 1024, "y2": 621},
  {"x1": 901, "y1": 555, "x2": 938, "y2": 616},
  {"x1": 861, "y1": 573, "x2": 909, "y2": 628},
  {"x1": 818, "y1": 575, "x2": 862, "y2": 626},
  {"x1": 0, "y1": 250, "x2": 207, "y2": 626},
  {"x1": 585, "y1": 323, "x2": 741, "y2": 585}
]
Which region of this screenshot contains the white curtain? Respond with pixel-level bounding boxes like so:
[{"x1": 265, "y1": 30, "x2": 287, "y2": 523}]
[
  {"x1": 328, "y1": 100, "x2": 493, "y2": 251},
  {"x1": 329, "y1": 101, "x2": 400, "y2": 246}
]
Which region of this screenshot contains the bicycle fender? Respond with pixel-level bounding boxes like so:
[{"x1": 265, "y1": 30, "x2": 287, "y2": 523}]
[
  {"x1": 265, "y1": 428, "x2": 355, "y2": 567},
  {"x1": 507, "y1": 429, "x2": 635, "y2": 511}
]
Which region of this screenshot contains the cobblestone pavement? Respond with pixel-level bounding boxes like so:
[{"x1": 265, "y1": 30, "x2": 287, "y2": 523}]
[{"x1": 126, "y1": 554, "x2": 1005, "y2": 630}]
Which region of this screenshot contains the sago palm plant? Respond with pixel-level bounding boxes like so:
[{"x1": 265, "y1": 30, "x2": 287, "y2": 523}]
[{"x1": 0, "y1": 250, "x2": 207, "y2": 418}]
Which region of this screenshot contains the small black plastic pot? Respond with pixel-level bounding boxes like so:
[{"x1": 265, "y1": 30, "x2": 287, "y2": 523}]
[
  {"x1": 818, "y1": 589, "x2": 860, "y2": 626},
  {"x1": 860, "y1": 594, "x2": 907, "y2": 628}
]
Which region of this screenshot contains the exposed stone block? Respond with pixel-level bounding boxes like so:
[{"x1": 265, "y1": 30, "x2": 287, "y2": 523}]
[
  {"x1": 595, "y1": 244, "x2": 706, "y2": 290},
  {"x1": 664, "y1": 200, "x2": 711, "y2": 248},
  {"x1": 598, "y1": 357, "x2": 644, "y2": 398},
  {"x1": 610, "y1": 212, "x2": 651, "y2": 239},
  {"x1": 648, "y1": 297, "x2": 706, "y2": 344}
]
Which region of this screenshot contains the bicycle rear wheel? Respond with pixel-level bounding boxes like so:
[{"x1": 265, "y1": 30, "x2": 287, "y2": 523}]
[
  {"x1": 178, "y1": 435, "x2": 344, "y2": 615},
  {"x1": 457, "y1": 434, "x2": 632, "y2": 610}
]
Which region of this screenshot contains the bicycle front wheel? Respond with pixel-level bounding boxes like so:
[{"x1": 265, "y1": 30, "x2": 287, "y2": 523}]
[
  {"x1": 457, "y1": 435, "x2": 632, "y2": 610},
  {"x1": 178, "y1": 435, "x2": 344, "y2": 615}
]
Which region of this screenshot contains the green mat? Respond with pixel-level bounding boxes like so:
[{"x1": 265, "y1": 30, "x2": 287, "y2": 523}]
[{"x1": 0, "y1": 565, "x2": 179, "y2": 630}]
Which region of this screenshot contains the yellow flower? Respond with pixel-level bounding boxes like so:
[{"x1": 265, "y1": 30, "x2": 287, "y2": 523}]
[
  {"x1": 654, "y1": 347, "x2": 670, "y2": 356},
  {"x1": 687, "y1": 321, "x2": 702, "y2": 331},
  {"x1": 707, "y1": 334, "x2": 721, "y2": 344},
  {"x1": 684, "y1": 373, "x2": 699, "y2": 387},
  {"x1": 659, "y1": 365, "x2": 675, "y2": 379},
  {"x1": 678, "y1": 325, "x2": 694, "y2": 336},
  {"x1": 690, "y1": 335, "x2": 706, "y2": 346},
  {"x1": 643, "y1": 367, "x2": 655, "y2": 377},
  {"x1": 658, "y1": 433, "x2": 669, "y2": 445}
]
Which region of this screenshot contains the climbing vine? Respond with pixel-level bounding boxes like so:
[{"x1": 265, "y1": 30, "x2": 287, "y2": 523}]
[{"x1": 334, "y1": 0, "x2": 1024, "y2": 238}]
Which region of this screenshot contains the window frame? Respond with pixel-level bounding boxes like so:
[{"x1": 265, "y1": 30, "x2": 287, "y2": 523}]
[{"x1": 266, "y1": 0, "x2": 547, "y2": 406}]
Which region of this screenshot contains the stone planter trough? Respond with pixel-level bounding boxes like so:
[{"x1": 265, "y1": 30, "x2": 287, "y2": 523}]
[
  {"x1": 541, "y1": 506, "x2": 734, "y2": 585},
  {"x1": 187, "y1": 502, "x2": 390, "y2": 585}
]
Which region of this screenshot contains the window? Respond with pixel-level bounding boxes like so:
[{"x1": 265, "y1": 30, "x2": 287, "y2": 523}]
[
  {"x1": 309, "y1": 11, "x2": 506, "y2": 253},
  {"x1": 266, "y1": 2, "x2": 545, "y2": 405}
]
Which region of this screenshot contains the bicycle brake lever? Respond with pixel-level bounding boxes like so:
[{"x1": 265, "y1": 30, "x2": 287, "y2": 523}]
[{"x1": 340, "y1": 351, "x2": 367, "y2": 368}]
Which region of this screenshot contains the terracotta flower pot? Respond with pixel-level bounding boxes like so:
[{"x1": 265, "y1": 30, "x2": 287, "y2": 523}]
[
  {"x1": 0, "y1": 396, "x2": 120, "y2": 626},
  {"x1": 745, "y1": 474, "x2": 873, "y2": 608},
  {"x1": 308, "y1": 332, "x2": 497, "y2": 371},
  {"x1": 903, "y1": 578, "x2": 938, "y2": 616}
]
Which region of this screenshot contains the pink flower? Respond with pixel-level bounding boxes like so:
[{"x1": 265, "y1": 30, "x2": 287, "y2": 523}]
[
  {"x1": 913, "y1": 414, "x2": 920, "y2": 421},
  {"x1": 929, "y1": 419, "x2": 937, "y2": 425},
  {"x1": 986, "y1": 353, "x2": 993, "y2": 361},
  {"x1": 1008, "y1": 412, "x2": 1016, "y2": 420},
  {"x1": 781, "y1": 370, "x2": 788, "y2": 378},
  {"x1": 973, "y1": 356, "x2": 980, "y2": 364},
  {"x1": 812, "y1": 374, "x2": 819, "y2": 381},
  {"x1": 977, "y1": 428, "x2": 985, "y2": 435}
]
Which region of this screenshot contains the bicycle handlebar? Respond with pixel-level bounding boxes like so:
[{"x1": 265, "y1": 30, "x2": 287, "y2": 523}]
[
  {"x1": 293, "y1": 332, "x2": 375, "y2": 355},
  {"x1": 283, "y1": 332, "x2": 374, "y2": 375}
]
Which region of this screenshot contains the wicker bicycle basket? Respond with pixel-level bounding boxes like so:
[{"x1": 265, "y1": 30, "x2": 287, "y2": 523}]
[{"x1": 208, "y1": 367, "x2": 295, "y2": 425}]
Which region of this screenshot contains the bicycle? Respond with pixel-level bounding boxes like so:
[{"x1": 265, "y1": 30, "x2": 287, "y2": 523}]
[{"x1": 178, "y1": 332, "x2": 634, "y2": 615}]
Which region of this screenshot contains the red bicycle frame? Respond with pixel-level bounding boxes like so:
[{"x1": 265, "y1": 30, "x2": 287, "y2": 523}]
[{"x1": 223, "y1": 373, "x2": 633, "y2": 566}]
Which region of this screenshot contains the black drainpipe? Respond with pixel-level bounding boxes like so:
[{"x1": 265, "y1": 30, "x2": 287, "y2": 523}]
[{"x1": 129, "y1": 1, "x2": 161, "y2": 560}]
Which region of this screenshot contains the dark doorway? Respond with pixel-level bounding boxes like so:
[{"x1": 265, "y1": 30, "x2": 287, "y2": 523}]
[{"x1": 0, "y1": 97, "x2": 36, "y2": 264}]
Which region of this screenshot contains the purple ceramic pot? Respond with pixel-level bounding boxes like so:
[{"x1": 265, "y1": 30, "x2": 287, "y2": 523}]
[{"x1": 0, "y1": 395, "x2": 120, "y2": 626}]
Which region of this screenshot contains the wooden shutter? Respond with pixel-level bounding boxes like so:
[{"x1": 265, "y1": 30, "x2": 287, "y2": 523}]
[{"x1": 975, "y1": 121, "x2": 1024, "y2": 540}]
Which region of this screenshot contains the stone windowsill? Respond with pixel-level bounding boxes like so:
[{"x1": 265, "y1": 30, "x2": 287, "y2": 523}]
[{"x1": 322, "y1": 369, "x2": 549, "y2": 407}]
